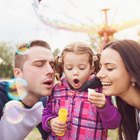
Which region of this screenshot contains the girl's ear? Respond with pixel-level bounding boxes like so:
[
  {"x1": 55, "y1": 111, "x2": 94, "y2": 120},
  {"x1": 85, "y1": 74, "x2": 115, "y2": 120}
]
[{"x1": 13, "y1": 68, "x2": 23, "y2": 78}]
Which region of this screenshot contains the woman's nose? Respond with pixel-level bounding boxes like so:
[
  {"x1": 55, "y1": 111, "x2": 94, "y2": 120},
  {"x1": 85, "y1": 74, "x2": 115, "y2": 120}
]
[{"x1": 97, "y1": 68, "x2": 105, "y2": 78}]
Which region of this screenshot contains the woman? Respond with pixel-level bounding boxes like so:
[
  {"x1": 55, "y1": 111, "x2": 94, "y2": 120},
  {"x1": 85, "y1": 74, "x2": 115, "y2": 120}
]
[{"x1": 97, "y1": 39, "x2": 140, "y2": 140}]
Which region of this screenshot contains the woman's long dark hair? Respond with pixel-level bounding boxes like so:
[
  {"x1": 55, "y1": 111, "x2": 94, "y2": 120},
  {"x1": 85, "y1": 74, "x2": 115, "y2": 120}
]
[
  {"x1": 116, "y1": 97, "x2": 138, "y2": 140},
  {"x1": 104, "y1": 39, "x2": 140, "y2": 140}
]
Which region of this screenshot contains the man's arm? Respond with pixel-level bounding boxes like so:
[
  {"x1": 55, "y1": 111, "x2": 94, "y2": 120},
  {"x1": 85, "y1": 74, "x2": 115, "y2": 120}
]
[
  {"x1": 0, "y1": 82, "x2": 11, "y2": 119},
  {"x1": 36, "y1": 123, "x2": 50, "y2": 140},
  {"x1": 37, "y1": 96, "x2": 50, "y2": 139}
]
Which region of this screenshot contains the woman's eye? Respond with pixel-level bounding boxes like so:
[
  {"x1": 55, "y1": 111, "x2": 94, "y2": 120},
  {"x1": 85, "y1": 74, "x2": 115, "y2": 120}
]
[{"x1": 107, "y1": 68, "x2": 114, "y2": 71}]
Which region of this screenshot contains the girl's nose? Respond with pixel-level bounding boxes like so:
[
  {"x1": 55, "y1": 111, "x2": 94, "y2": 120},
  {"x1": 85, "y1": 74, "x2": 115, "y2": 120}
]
[{"x1": 73, "y1": 69, "x2": 79, "y2": 76}]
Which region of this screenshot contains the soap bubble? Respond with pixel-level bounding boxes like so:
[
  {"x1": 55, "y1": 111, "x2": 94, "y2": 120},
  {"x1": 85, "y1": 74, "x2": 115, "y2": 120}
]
[
  {"x1": 7, "y1": 78, "x2": 28, "y2": 100},
  {"x1": 4, "y1": 101, "x2": 26, "y2": 124},
  {"x1": 16, "y1": 43, "x2": 30, "y2": 55}
]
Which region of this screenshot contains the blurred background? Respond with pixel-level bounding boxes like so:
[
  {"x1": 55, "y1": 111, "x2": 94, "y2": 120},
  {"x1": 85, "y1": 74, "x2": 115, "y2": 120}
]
[{"x1": 0, "y1": 0, "x2": 140, "y2": 139}]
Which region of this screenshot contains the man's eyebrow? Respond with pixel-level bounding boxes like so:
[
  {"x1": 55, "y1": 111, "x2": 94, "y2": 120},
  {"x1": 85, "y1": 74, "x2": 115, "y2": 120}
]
[
  {"x1": 32, "y1": 59, "x2": 47, "y2": 63},
  {"x1": 33, "y1": 59, "x2": 54, "y2": 63}
]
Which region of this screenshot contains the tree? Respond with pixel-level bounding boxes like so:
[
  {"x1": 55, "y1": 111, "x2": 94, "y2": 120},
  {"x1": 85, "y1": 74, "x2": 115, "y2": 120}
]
[
  {"x1": 53, "y1": 48, "x2": 60, "y2": 57},
  {"x1": 0, "y1": 42, "x2": 15, "y2": 64},
  {"x1": 0, "y1": 42, "x2": 15, "y2": 78}
]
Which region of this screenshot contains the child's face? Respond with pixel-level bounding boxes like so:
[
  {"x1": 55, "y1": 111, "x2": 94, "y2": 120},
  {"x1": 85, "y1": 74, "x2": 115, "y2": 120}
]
[{"x1": 63, "y1": 52, "x2": 93, "y2": 89}]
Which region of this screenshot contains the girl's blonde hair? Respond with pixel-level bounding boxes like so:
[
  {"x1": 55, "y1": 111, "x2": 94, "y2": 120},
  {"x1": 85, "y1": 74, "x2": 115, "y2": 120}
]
[{"x1": 55, "y1": 42, "x2": 100, "y2": 80}]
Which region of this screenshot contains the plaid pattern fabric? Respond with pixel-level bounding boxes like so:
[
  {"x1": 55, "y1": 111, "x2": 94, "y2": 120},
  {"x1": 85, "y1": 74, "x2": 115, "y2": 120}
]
[{"x1": 47, "y1": 78, "x2": 107, "y2": 140}]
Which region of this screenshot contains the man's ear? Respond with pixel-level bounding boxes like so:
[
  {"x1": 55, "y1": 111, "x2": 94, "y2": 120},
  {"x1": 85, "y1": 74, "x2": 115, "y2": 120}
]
[{"x1": 13, "y1": 68, "x2": 23, "y2": 78}]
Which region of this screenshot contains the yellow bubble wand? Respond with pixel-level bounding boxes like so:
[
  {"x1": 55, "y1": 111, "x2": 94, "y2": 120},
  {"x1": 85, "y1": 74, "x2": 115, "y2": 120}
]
[{"x1": 56, "y1": 108, "x2": 68, "y2": 136}]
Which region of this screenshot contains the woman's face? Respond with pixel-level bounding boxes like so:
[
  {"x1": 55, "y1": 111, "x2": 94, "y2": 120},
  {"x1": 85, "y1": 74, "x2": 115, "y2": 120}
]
[{"x1": 97, "y1": 47, "x2": 132, "y2": 97}]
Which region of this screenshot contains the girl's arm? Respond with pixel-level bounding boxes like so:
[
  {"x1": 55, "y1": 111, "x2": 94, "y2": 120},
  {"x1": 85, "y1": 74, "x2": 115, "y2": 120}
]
[
  {"x1": 97, "y1": 96, "x2": 121, "y2": 129},
  {"x1": 42, "y1": 101, "x2": 56, "y2": 132}
]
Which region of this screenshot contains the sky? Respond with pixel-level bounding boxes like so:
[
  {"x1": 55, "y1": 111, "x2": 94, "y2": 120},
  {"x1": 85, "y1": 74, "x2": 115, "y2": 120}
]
[
  {"x1": 0, "y1": 0, "x2": 90, "y2": 51},
  {"x1": 0, "y1": 0, "x2": 140, "y2": 51}
]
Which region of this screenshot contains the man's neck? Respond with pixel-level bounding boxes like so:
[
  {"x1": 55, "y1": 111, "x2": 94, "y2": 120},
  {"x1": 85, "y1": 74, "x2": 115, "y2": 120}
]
[{"x1": 21, "y1": 94, "x2": 40, "y2": 108}]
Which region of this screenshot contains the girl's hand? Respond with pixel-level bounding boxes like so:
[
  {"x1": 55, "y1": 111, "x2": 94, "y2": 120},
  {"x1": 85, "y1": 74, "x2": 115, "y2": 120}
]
[
  {"x1": 88, "y1": 89, "x2": 106, "y2": 108},
  {"x1": 49, "y1": 117, "x2": 67, "y2": 135}
]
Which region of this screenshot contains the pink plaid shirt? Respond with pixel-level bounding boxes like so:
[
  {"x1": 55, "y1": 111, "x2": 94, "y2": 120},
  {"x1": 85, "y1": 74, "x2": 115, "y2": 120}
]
[{"x1": 42, "y1": 78, "x2": 121, "y2": 140}]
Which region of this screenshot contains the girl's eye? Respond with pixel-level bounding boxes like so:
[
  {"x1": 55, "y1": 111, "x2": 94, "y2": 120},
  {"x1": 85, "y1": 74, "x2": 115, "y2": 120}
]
[
  {"x1": 65, "y1": 65, "x2": 73, "y2": 70},
  {"x1": 67, "y1": 68, "x2": 72, "y2": 70},
  {"x1": 79, "y1": 64, "x2": 86, "y2": 70},
  {"x1": 79, "y1": 67, "x2": 85, "y2": 70}
]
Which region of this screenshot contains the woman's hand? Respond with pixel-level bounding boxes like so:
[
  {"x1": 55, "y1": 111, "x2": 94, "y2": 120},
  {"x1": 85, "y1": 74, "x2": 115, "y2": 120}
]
[{"x1": 88, "y1": 89, "x2": 106, "y2": 108}]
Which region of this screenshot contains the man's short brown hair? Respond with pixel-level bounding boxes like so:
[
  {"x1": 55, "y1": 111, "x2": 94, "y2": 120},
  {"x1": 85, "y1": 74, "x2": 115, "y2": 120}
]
[{"x1": 14, "y1": 40, "x2": 51, "y2": 69}]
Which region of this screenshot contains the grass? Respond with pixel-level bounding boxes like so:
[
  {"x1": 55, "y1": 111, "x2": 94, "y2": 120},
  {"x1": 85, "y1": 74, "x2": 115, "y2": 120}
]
[
  {"x1": 25, "y1": 128, "x2": 42, "y2": 140},
  {"x1": 25, "y1": 128, "x2": 118, "y2": 140},
  {"x1": 108, "y1": 129, "x2": 119, "y2": 140}
]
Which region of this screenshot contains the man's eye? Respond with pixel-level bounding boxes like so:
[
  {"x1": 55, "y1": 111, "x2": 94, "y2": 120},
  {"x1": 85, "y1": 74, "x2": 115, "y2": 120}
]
[{"x1": 35, "y1": 62, "x2": 43, "y2": 67}]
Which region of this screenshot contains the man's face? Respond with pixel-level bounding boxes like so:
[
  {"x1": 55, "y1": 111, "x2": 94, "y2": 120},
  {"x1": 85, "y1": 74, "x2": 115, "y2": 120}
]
[{"x1": 14, "y1": 46, "x2": 55, "y2": 98}]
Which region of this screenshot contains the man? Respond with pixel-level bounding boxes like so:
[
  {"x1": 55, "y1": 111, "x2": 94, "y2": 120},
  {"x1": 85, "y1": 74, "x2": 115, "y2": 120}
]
[{"x1": 0, "y1": 40, "x2": 55, "y2": 140}]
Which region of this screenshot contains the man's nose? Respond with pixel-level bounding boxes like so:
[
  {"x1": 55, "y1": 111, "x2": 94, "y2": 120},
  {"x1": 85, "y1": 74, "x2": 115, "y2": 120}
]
[{"x1": 45, "y1": 64, "x2": 54, "y2": 75}]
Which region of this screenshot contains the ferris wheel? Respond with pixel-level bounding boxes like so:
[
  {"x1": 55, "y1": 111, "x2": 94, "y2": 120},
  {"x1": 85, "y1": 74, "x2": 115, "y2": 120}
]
[{"x1": 32, "y1": 0, "x2": 140, "y2": 49}]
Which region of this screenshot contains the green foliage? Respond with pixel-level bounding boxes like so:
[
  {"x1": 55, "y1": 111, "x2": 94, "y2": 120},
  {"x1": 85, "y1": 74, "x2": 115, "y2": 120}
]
[
  {"x1": 0, "y1": 63, "x2": 13, "y2": 78},
  {"x1": 0, "y1": 42, "x2": 15, "y2": 78},
  {"x1": 53, "y1": 48, "x2": 60, "y2": 57},
  {"x1": 108, "y1": 129, "x2": 119, "y2": 140},
  {"x1": 0, "y1": 42, "x2": 15, "y2": 64}
]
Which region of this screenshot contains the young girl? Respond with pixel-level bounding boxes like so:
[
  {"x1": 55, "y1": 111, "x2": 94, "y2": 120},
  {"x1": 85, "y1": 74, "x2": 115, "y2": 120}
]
[{"x1": 42, "y1": 42, "x2": 121, "y2": 140}]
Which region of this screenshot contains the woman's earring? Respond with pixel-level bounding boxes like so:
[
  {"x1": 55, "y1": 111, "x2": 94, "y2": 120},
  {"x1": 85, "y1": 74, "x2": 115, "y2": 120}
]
[{"x1": 131, "y1": 80, "x2": 136, "y2": 87}]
